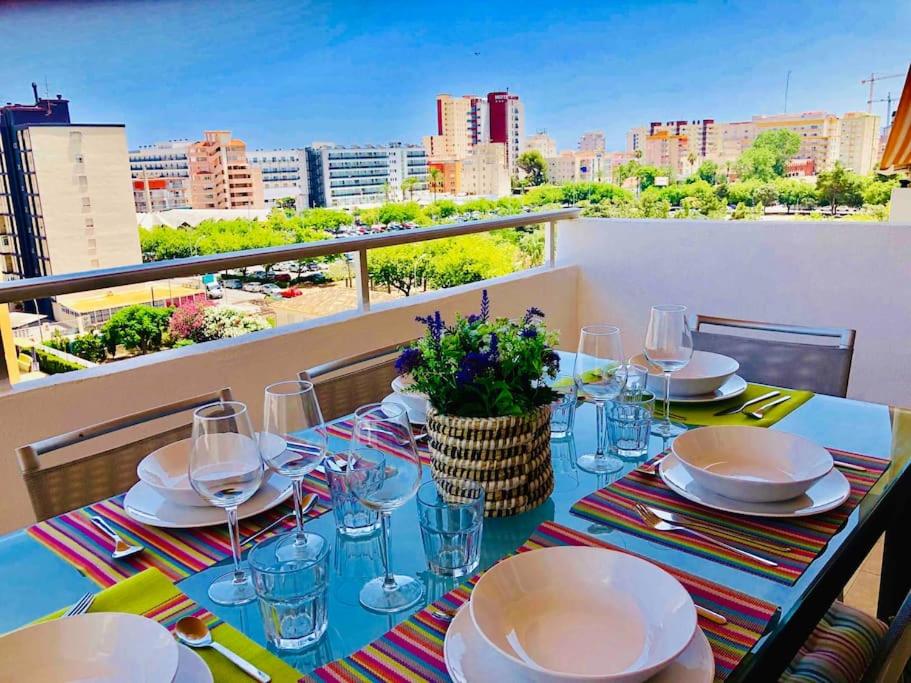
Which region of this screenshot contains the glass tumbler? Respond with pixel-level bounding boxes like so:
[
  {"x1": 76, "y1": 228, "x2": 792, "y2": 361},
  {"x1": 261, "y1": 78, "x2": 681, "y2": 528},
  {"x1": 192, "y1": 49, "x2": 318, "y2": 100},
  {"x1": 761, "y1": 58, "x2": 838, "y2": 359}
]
[
  {"x1": 324, "y1": 456, "x2": 381, "y2": 537},
  {"x1": 549, "y1": 379, "x2": 578, "y2": 439},
  {"x1": 416, "y1": 478, "x2": 484, "y2": 578},
  {"x1": 249, "y1": 531, "x2": 330, "y2": 650},
  {"x1": 607, "y1": 392, "x2": 655, "y2": 459}
]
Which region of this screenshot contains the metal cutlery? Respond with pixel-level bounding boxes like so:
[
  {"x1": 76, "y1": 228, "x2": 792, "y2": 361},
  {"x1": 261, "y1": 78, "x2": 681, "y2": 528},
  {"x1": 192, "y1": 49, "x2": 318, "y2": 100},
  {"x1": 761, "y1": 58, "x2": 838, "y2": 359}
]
[
  {"x1": 176, "y1": 616, "x2": 271, "y2": 682},
  {"x1": 90, "y1": 516, "x2": 143, "y2": 559},
  {"x1": 634, "y1": 504, "x2": 778, "y2": 567},
  {"x1": 241, "y1": 493, "x2": 317, "y2": 547},
  {"x1": 834, "y1": 460, "x2": 868, "y2": 472},
  {"x1": 643, "y1": 505, "x2": 792, "y2": 553},
  {"x1": 714, "y1": 391, "x2": 780, "y2": 417},
  {"x1": 63, "y1": 592, "x2": 95, "y2": 618},
  {"x1": 747, "y1": 395, "x2": 791, "y2": 419}
]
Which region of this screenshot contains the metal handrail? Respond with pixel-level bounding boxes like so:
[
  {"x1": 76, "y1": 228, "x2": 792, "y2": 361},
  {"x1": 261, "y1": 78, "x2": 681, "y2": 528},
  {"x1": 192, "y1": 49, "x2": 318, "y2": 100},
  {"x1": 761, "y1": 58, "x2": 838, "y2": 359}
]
[{"x1": 0, "y1": 208, "x2": 579, "y2": 304}]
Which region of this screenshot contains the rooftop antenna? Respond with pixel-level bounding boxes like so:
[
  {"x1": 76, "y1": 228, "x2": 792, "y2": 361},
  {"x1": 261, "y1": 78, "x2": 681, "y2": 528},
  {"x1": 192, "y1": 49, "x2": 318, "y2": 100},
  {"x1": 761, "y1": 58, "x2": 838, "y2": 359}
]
[
  {"x1": 784, "y1": 70, "x2": 792, "y2": 112},
  {"x1": 31, "y1": 82, "x2": 39, "y2": 103}
]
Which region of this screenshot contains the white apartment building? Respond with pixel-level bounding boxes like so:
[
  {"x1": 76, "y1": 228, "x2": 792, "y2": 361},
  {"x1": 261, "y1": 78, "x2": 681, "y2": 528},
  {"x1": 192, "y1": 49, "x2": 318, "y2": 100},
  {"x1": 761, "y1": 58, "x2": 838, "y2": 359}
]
[
  {"x1": 461, "y1": 143, "x2": 510, "y2": 197},
  {"x1": 546, "y1": 151, "x2": 607, "y2": 184},
  {"x1": 306, "y1": 143, "x2": 428, "y2": 208},
  {"x1": 578, "y1": 131, "x2": 606, "y2": 152},
  {"x1": 838, "y1": 112, "x2": 881, "y2": 175},
  {"x1": 525, "y1": 132, "x2": 557, "y2": 158},
  {"x1": 247, "y1": 148, "x2": 309, "y2": 209},
  {"x1": 128, "y1": 140, "x2": 191, "y2": 213}
]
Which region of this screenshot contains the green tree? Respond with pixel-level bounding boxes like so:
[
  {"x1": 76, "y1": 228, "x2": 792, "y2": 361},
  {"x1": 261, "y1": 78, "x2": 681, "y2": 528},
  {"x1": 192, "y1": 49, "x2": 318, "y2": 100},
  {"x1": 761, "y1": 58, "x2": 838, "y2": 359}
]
[
  {"x1": 736, "y1": 129, "x2": 801, "y2": 180},
  {"x1": 753, "y1": 183, "x2": 780, "y2": 212},
  {"x1": 725, "y1": 179, "x2": 762, "y2": 206},
  {"x1": 274, "y1": 196, "x2": 296, "y2": 212},
  {"x1": 401, "y1": 176, "x2": 419, "y2": 201},
  {"x1": 427, "y1": 167, "x2": 444, "y2": 201},
  {"x1": 377, "y1": 201, "x2": 423, "y2": 225},
  {"x1": 70, "y1": 333, "x2": 107, "y2": 363},
  {"x1": 695, "y1": 160, "x2": 719, "y2": 185},
  {"x1": 516, "y1": 150, "x2": 548, "y2": 186},
  {"x1": 426, "y1": 200, "x2": 458, "y2": 220},
  {"x1": 862, "y1": 177, "x2": 898, "y2": 205},
  {"x1": 299, "y1": 207, "x2": 353, "y2": 233},
  {"x1": 368, "y1": 244, "x2": 431, "y2": 295},
  {"x1": 102, "y1": 305, "x2": 173, "y2": 355},
  {"x1": 426, "y1": 235, "x2": 516, "y2": 289},
  {"x1": 816, "y1": 162, "x2": 865, "y2": 215},
  {"x1": 774, "y1": 178, "x2": 816, "y2": 213}
]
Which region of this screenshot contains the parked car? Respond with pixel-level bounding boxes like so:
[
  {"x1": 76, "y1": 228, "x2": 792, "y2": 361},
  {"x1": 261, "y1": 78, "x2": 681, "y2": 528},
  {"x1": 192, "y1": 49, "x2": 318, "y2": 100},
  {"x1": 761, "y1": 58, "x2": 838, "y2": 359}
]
[
  {"x1": 273, "y1": 273, "x2": 291, "y2": 283},
  {"x1": 280, "y1": 287, "x2": 303, "y2": 298},
  {"x1": 205, "y1": 283, "x2": 224, "y2": 300},
  {"x1": 261, "y1": 284, "x2": 283, "y2": 297},
  {"x1": 242, "y1": 282, "x2": 264, "y2": 293},
  {"x1": 222, "y1": 279, "x2": 242, "y2": 289}
]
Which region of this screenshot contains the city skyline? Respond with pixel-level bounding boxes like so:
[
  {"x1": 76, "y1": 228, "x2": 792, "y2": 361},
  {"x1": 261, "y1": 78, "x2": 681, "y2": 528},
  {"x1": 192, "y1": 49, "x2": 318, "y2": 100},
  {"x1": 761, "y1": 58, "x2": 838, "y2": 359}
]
[{"x1": 1, "y1": 0, "x2": 907, "y2": 151}]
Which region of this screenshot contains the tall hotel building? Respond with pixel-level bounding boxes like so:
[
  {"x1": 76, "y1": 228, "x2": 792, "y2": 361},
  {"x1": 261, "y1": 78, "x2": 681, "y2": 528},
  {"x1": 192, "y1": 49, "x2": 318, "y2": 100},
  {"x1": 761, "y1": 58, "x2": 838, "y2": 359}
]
[
  {"x1": 0, "y1": 85, "x2": 140, "y2": 281},
  {"x1": 187, "y1": 131, "x2": 264, "y2": 209},
  {"x1": 247, "y1": 149, "x2": 309, "y2": 209},
  {"x1": 129, "y1": 140, "x2": 191, "y2": 213}
]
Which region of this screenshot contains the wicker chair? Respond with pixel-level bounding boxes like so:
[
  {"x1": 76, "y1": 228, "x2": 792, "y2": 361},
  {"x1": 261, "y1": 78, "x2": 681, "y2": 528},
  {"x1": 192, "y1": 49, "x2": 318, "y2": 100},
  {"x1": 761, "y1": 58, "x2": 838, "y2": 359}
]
[
  {"x1": 300, "y1": 341, "x2": 414, "y2": 421},
  {"x1": 692, "y1": 315, "x2": 856, "y2": 397},
  {"x1": 16, "y1": 387, "x2": 233, "y2": 522}
]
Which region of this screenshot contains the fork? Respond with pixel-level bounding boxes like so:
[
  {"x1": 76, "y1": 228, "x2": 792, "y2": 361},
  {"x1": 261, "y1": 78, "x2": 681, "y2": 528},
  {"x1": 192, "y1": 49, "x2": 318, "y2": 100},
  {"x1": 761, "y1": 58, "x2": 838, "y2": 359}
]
[
  {"x1": 63, "y1": 592, "x2": 95, "y2": 618},
  {"x1": 747, "y1": 396, "x2": 791, "y2": 420},
  {"x1": 643, "y1": 505, "x2": 792, "y2": 553},
  {"x1": 634, "y1": 504, "x2": 778, "y2": 567}
]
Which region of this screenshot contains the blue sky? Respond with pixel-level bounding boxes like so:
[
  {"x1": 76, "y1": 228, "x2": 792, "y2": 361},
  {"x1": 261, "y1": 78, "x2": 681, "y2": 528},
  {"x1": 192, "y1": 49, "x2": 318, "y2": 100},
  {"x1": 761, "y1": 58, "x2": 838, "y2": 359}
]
[{"x1": 1, "y1": 0, "x2": 907, "y2": 151}]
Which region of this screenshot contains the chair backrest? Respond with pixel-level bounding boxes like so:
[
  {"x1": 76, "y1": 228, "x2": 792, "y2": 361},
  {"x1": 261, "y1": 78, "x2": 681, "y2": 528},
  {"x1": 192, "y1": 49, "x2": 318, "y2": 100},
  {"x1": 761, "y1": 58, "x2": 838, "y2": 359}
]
[
  {"x1": 300, "y1": 341, "x2": 414, "y2": 421},
  {"x1": 864, "y1": 587, "x2": 911, "y2": 682},
  {"x1": 692, "y1": 315, "x2": 856, "y2": 397},
  {"x1": 16, "y1": 387, "x2": 233, "y2": 522}
]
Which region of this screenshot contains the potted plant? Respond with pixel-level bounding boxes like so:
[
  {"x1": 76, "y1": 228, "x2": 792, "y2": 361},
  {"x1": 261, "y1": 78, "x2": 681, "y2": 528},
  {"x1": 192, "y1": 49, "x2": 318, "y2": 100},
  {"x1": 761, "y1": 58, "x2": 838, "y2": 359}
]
[{"x1": 395, "y1": 290, "x2": 560, "y2": 517}]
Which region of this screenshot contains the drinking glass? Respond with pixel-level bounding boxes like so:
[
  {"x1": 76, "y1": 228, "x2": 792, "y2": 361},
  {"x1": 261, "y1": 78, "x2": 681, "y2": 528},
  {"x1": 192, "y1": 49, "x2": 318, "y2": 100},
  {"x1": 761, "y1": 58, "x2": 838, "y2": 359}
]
[
  {"x1": 324, "y1": 455, "x2": 381, "y2": 537},
  {"x1": 607, "y1": 391, "x2": 655, "y2": 459},
  {"x1": 416, "y1": 478, "x2": 484, "y2": 578},
  {"x1": 348, "y1": 402, "x2": 423, "y2": 613},
  {"x1": 573, "y1": 325, "x2": 628, "y2": 473},
  {"x1": 622, "y1": 363, "x2": 650, "y2": 401},
  {"x1": 189, "y1": 401, "x2": 264, "y2": 606},
  {"x1": 547, "y1": 375, "x2": 577, "y2": 439},
  {"x1": 261, "y1": 380, "x2": 328, "y2": 561},
  {"x1": 249, "y1": 531, "x2": 330, "y2": 650},
  {"x1": 644, "y1": 305, "x2": 694, "y2": 438}
]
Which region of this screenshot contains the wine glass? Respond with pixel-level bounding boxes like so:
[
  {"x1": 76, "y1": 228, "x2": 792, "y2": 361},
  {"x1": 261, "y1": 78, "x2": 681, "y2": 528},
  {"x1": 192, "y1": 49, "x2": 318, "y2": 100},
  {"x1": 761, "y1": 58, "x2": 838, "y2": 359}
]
[
  {"x1": 189, "y1": 401, "x2": 264, "y2": 606},
  {"x1": 348, "y1": 402, "x2": 423, "y2": 613},
  {"x1": 644, "y1": 305, "x2": 694, "y2": 438},
  {"x1": 261, "y1": 380, "x2": 328, "y2": 561},
  {"x1": 573, "y1": 325, "x2": 628, "y2": 473}
]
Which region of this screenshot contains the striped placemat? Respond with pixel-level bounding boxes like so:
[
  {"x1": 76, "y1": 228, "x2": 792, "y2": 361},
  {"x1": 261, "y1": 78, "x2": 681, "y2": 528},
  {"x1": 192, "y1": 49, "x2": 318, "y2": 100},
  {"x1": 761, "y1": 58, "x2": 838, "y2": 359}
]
[
  {"x1": 305, "y1": 521, "x2": 778, "y2": 682},
  {"x1": 571, "y1": 448, "x2": 889, "y2": 585},
  {"x1": 27, "y1": 471, "x2": 331, "y2": 587},
  {"x1": 327, "y1": 418, "x2": 432, "y2": 465}
]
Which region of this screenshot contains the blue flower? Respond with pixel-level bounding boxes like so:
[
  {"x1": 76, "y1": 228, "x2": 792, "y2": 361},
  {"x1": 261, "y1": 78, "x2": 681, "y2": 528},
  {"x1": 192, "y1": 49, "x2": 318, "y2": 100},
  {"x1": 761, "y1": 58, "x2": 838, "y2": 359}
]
[
  {"x1": 485, "y1": 333, "x2": 499, "y2": 362},
  {"x1": 520, "y1": 327, "x2": 538, "y2": 339},
  {"x1": 523, "y1": 306, "x2": 545, "y2": 325},
  {"x1": 479, "y1": 289, "x2": 490, "y2": 322},
  {"x1": 395, "y1": 347, "x2": 422, "y2": 375},
  {"x1": 466, "y1": 313, "x2": 480, "y2": 324},
  {"x1": 415, "y1": 310, "x2": 445, "y2": 345},
  {"x1": 456, "y1": 351, "x2": 490, "y2": 386}
]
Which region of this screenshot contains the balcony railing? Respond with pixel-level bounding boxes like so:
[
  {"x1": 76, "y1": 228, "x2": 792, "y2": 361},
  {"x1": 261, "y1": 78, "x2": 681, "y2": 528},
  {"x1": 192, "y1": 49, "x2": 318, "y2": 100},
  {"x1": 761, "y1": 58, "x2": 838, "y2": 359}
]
[{"x1": 0, "y1": 209, "x2": 579, "y2": 388}]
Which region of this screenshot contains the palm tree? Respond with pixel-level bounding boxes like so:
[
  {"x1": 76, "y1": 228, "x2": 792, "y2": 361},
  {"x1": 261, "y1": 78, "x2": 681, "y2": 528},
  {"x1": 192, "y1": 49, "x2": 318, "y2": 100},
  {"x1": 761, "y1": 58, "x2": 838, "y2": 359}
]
[
  {"x1": 427, "y1": 167, "x2": 444, "y2": 202},
  {"x1": 401, "y1": 176, "x2": 419, "y2": 201},
  {"x1": 687, "y1": 152, "x2": 697, "y2": 176}
]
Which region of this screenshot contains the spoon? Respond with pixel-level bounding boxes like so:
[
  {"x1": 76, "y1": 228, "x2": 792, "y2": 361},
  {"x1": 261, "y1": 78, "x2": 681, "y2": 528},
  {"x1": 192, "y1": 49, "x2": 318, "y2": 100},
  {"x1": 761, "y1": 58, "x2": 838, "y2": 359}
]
[
  {"x1": 175, "y1": 616, "x2": 271, "y2": 682},
  {"x1": 90, "y1": 516, "x2": 143, "y2": 559}
]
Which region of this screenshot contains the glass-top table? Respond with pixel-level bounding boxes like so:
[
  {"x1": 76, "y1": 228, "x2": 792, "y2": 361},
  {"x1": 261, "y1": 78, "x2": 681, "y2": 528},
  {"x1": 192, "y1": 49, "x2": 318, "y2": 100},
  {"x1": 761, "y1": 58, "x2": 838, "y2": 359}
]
[{"x1": 1, "y1": 387, "x2": 908, "y2": 681}]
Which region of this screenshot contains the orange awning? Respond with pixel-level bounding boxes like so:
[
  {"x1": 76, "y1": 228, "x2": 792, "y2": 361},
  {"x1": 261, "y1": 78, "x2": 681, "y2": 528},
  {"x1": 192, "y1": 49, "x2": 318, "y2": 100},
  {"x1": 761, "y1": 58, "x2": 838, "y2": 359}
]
[{"x1": 880, "y1": 65, "x2": 911, "y2": 171}]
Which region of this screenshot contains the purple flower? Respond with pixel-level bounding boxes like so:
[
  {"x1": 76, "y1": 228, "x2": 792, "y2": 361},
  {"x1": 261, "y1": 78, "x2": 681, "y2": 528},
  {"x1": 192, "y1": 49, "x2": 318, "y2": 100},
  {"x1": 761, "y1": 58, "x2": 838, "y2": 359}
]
[
  {"x1": 523, "y1": 306, "x2": 545, "y2": 325},
  {"x1": 485, "y1": 333, "x2": 499, "y2": 362},
  {"x1": 520, "y1": 326, "x2": 538, "y2": 339},
  {"x1": 415, "y1": 310, "x2": 445, "y2": 345},
  {"x1": 395, "y1": 347, "x2": 423, "y2": 375},
  {"x1": 466, "y1": 313, "x2": 480, "y2": 324},
  {"x1": 479, "y1": 289, "x2": 490, "y2": 322},
  {"x1": 456, "y1": 351, "x2": 491, "y2": 386}
]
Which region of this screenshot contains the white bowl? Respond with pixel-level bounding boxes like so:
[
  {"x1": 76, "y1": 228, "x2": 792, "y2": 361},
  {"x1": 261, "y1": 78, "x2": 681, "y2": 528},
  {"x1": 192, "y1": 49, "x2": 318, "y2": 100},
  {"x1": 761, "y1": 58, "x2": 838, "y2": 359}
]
[
  {"x1": 469, "y1": 546, "x2": 696, "y2": 683},
  {"x1": 672, "y1": 425, "x2": 833, "y2": 503},
  {"x1": 390, "y1": 376, "x2": 430, "y2": 422},
  {"x1": 632, "y1": 351, "x2": 739, "y2": 398},
  {"x1": 137, "y1": 439, "x2": 212, "y2": 507}
]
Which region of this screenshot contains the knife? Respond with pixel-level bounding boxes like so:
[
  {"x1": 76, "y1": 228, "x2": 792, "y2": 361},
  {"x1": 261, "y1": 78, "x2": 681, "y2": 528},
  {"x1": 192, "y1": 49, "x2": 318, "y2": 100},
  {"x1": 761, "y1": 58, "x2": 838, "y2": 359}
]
[{"x1": 714, "y1": 390, "x2": 780, "y2": 417}]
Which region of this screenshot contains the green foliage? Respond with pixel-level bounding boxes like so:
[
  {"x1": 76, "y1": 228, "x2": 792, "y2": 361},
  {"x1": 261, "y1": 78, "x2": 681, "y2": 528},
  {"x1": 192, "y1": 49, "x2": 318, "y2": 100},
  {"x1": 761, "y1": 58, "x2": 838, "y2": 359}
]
[
  {"x1": 522, "y1": 185, "x2": 564, "y2": 207},
  {"x1": 774, "y1": 178, "x2": 815, "y2": 212},
  {"x1": 298, "y1": 207, "x2": 352, "y2": 232},
  {"x1": 425, "y1": 235, "x2": 517, "y2": 289},
  {"x1": 377, "y1": 201, "x2": 424, "y2": 225},
  {"x1": 753, "y1": 183, "x2": 779, "y2": 211},
  {"x1": 398, "y1": 292, "x2": 560, "y2": 417},
  {"x1": 427, "y1": 167, "x2": 444, "y2": 200},
  {"x1": 730, "y1": 202, "x2": 763, "y2": 220},
  {"x1": 736, "y1": 130, "x2": 802, "y2": 181},
  {"x1": 425, "y1": 200, "x2": 458, "y2": 219},
  {"x1": 516, "y1": 150, "x2": 548, "y2": 186},
  {"x1": 725, "y1": 179, "x2": 762, "y2": 206},
  {"x1": 367, "y1": 243, "x2": 431, "y2": 296},
  {"x1": 841, "y1": 204, "x2": 891, "y2": 222},
  {"x1": 401, "y1": 176, "x2": 420, "y2": 201},
  {"x1": 862, "y1": 178, "x2": 898, "y2": 205},
  {"x1": 101, "y1": 305, "x2": 173, "y2": 355},
  {"x1": 694, "y1": 160, "x2": 719, "y2": 185},
  {"x1": 69, "y1": 333, "x2": 107, "y2": 363},
  {"x1": 274, "y1": 197, "x2": 296, "y2": 211},
  {"x1": 31, "y1": 345, "x2": 85, "y2": 374},
  {"x1": 816, "y1": 162, "x2": 865, "y2": 215},
  {"x1": 199, "y1": 307, "x2": 269, "y2": 340}
]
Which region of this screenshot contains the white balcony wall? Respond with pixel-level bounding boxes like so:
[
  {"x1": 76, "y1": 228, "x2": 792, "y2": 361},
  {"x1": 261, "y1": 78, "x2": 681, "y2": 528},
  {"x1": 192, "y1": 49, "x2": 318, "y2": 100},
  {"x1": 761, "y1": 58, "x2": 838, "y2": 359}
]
[
  {"x1": 558, "y1": 217, "x2": 911, "y2": 407},
  {"x1": 0, "y1": 268, "x2": 578, "y2": 533}
]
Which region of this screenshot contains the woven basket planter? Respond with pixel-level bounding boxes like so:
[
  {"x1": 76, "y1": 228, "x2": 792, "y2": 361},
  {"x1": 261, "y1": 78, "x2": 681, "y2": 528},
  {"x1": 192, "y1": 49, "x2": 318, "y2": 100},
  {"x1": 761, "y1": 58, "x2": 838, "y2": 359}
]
[{"x1": 425, "y1": 404, "x2": 554, "y2": 518}]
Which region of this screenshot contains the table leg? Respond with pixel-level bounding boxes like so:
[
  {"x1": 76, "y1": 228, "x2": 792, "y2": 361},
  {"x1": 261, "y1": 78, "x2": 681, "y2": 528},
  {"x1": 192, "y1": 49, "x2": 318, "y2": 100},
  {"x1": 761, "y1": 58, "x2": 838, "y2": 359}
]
[{"x1": 878, "y1": 497, "x2": 911, "y2": 621}]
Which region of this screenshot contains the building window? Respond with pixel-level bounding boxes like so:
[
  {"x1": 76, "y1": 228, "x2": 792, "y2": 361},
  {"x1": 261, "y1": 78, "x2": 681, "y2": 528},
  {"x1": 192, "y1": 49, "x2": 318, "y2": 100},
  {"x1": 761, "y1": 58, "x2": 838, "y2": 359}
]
[{"x1": 81, "y1": 197, "x2": 91, "y2": 210}]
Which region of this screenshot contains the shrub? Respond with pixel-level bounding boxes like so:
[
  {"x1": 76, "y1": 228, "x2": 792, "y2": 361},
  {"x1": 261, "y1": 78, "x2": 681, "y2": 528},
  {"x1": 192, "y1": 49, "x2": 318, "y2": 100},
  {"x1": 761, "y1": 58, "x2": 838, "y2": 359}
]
[{"x1": 168, "y1": 300, "x2": 211, "y2": 343}]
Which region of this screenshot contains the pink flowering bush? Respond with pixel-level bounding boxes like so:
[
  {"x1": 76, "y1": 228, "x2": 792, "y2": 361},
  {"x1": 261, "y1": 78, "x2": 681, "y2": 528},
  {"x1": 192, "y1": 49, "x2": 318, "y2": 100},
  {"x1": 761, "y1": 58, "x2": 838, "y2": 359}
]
[{"x1": 168, "y1": 300, "x2": 211, "y2": 343}]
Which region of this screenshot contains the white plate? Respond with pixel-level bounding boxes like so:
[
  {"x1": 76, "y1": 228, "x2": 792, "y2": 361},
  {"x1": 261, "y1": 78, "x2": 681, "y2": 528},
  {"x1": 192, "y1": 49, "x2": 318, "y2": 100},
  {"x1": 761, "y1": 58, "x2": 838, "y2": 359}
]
[
  {"x1": 665, "y1": 375, "x2": 748, "y2": 404},
  {"x1": 0, "y1": 612, "x2": 179, "y2": 682},
  {"x1": 659, "y1": 452, "x2": 851, "y2": 518},
  {"x1": 632, "y1": 351, "x2": 739, "y2": 398},
  {"x1": 383, "y1": 392, "x2": 427, "y2": 426},
  {"x1": 124, "y1": 474, "x2": 292, "y2": 529},
  {"x1": 175, "y1": 644, "x2": 214, "y2": 683},
  {"x1": 469, "y1": 546, "x2": 697, "y2": 682},
  {"x1": 137, "y1": 439, "x2": 209, "y2": 507},
  {"x1": 444, "y1": 602, "x2": 713, "y2": 683}
]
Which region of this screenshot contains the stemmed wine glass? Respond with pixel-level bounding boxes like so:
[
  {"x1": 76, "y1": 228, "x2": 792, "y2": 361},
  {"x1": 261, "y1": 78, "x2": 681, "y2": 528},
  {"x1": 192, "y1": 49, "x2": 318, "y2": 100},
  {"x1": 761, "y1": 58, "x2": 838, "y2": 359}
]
[
  {"x1": 261, "y1": 380, "x2": 328, "y2": 561},
  {"x1": 644, "y1": 305, "x2": 694, "y2": 438},
  {"x1": 189, "y1": 401, "x2": 264, "y2": 606},
  {"x1": 348, "y1": 402, "x2": 423, "y2": 613},
  {"x1": 573, "y1": 325, "x2": 628, "y2": 473}
]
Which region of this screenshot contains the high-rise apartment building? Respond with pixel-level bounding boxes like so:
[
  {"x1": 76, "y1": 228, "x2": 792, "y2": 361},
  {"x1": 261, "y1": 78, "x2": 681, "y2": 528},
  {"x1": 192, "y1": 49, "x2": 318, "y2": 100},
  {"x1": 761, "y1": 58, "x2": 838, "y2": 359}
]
[
  {"x1": 0, "y1": 85, "x2": 141, "y2": 281},
  {"x1": 247, "y1": 149, "x2": 309, "y2": 209},
  {"x1": 487, "y1": 92, "x2": 524, "y2": 171},
  {"x1": 525, "y1": 132, "x2": 557, "y2": 158},
  {"x1": 129, "y1": 140, "x2": 191, "y2": 213},
  {"x1": 578, "y1": 131, "x2": 606, "y2": 152},
  {"x1": 188, "y1": 131, "x2": 264, "y2": 209},
  {"x1": 306, "y1": 143, "x2": 428, "y2": 207},
  {"x1": 715, "y1": 121, "x2": 756, "y2": 166},
  {"x1": 838, "y1": 112, "x2": 881, "y2": 175},
  {"x1": 461, "y1": 143, "x2": 511, "y2": 197}
]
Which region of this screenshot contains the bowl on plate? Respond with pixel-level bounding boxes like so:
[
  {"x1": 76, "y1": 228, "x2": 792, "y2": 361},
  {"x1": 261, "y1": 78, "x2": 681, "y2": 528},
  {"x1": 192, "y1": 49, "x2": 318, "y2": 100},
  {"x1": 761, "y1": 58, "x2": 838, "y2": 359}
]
[
  {"x1": 390, "y1": 375, "x2": 430, "y2": 423},
  {"x1": 137, "y1": 439, "x2": 207, "y2": 507},
  {"x1": 468, "y1": 546, "x2": 696, "y2": 682},
  {"x1": 671, "y1": 425, "x2": 833, "y2": 503},
  {"x1": 631, "y1": 351, "x2": 739, "y2": 398}
]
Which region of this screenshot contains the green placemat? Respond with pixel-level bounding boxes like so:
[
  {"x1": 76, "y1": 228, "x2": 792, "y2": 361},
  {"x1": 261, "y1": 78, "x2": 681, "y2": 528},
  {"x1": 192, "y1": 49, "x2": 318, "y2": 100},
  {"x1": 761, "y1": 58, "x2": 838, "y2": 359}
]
[
  {"x1": 665, "y1": 383, "x2": 813, "y2": 428},
  {"x1": 39, "y1": 568, "x2": 303, "y2": 682}
]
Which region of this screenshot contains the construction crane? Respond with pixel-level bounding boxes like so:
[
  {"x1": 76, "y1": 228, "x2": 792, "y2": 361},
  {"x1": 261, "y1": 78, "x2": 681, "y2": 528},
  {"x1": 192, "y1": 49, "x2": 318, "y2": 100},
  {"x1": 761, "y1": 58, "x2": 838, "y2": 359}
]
[
  {"x1": 870, "y1": 93, "x2": 895, "y2": 125},
  {"x1": 862, "y1": 72, "x2": 904, "y2": 112}
]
